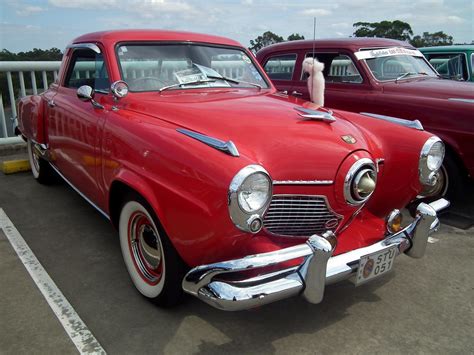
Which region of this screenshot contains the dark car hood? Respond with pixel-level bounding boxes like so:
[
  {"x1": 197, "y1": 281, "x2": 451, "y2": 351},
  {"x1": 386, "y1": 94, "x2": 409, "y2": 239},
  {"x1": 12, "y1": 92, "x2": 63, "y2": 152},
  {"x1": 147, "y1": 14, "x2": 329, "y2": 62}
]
[
  {"x1": 382, "y1": 77, "x2": 474, "y2": 100},
  {"x1": 124, "y1": 90, "x2": 372, "y2": 181}
]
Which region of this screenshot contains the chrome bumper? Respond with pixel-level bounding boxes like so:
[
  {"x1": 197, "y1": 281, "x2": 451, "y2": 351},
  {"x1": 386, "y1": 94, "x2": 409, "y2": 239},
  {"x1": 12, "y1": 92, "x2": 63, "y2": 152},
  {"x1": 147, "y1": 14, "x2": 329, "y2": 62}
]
[{"x1": 182, "y1": 199, "x2": 449, "y2": 311}]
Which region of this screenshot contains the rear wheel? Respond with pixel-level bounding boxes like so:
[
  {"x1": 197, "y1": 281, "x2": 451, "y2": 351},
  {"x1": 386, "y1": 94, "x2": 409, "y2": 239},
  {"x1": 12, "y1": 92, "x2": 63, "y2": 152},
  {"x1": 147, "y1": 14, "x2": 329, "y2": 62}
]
[
  {"x1": 118, "y1": 197, "x2": 187, "y2": 306},
  {"x1": 27, "y1": 139, "x2": 54, "y2": 184}
]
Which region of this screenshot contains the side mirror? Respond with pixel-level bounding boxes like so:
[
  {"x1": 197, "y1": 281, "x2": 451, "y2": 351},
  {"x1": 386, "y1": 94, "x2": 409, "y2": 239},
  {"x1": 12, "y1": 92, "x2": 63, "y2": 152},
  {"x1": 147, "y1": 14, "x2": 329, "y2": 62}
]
[{"x1": 77, "y1": 85, "x2": 95, "y2": 102}]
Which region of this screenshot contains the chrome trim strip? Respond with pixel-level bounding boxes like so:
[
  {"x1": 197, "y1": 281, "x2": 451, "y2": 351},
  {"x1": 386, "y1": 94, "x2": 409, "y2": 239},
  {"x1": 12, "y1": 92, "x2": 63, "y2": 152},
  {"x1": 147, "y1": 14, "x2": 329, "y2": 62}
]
[
  {"x1": 49, "y1": 163, "x2": 110, "y2": 220},
  {"x1": 177, "y1": 128, "x2": 239, "y2": 157},
  {"x1": 448, "y1": 98, "x2": 474, "y2": 104},
  {"x1": 360, "y1": 112, "x2": 424, "y2": 130},
  {"x1": 182, "y1": 199, "x2": 449, "y2": 311},
  {"x1": 66, "y1": 43, "x2": 101, "y2": 54},
  {"x1": 273, "y1": 180, "x2": 333, "y2": 185}
]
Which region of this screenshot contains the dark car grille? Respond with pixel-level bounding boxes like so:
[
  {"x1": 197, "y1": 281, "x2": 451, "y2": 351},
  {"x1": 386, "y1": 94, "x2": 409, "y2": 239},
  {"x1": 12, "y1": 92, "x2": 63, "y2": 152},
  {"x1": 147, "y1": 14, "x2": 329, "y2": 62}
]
[{"x1": 263, "y1": 195, "x2": 342, "y2": 237}]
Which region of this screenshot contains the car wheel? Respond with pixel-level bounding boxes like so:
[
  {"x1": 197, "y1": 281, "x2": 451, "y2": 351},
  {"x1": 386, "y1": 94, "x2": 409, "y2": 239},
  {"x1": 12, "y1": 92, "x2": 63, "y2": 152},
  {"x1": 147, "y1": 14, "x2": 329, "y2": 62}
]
[
  {"x1": 27, "y1": 139, "x2": 54, "y2": 184},
  {"x1": 118, "y1": 197, "x2": 187, "y2": 306}
]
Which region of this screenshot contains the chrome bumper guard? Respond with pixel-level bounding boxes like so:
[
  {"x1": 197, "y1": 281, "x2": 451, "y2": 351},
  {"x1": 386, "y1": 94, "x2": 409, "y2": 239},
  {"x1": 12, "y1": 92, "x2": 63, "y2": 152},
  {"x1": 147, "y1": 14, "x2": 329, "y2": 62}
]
[{"x1": 182, "y1": 199, "x2": 449, "y2": 311}]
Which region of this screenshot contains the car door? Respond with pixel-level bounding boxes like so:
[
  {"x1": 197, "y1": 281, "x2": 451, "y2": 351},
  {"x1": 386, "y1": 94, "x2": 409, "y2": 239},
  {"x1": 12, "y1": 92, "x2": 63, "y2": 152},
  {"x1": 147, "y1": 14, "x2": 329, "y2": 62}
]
[
  {"x1": 47, "y1": 46, "x2": 110, "y2": 202},
  {"x1": 292, "y1": 50, "x2": 373, "y2": 111},
  {"x1": 261, "y1": 52, "x2": 298, "y2": 94}
]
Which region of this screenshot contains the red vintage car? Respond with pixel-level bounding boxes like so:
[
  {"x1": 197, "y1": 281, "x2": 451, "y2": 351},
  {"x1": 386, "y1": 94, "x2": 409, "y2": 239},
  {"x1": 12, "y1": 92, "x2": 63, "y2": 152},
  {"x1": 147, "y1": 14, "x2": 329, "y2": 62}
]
[
  {"x1": 18, "y1": 30, "x2": 448, "y2": 311},
  {"x1": 256, "y1": 38, "x2": 474, "y2": 201}
]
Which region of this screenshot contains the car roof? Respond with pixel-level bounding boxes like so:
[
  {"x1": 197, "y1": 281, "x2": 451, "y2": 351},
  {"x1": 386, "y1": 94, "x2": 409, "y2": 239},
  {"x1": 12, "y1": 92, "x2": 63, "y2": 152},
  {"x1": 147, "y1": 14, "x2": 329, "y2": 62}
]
[
  {"x1": 257, "y1": 37, "x2": 414, "y2": 57},
  {"x1": 71, "y1": 29, "x2": 243, "y2": 48},
  {"x1": 419, "y1": 45, "x2": 474, "y2": 52}
]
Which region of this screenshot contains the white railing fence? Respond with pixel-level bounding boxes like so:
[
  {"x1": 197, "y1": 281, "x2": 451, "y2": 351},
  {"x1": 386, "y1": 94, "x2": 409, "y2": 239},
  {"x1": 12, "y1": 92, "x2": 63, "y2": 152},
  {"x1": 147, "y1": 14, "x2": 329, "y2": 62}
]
[{"x1": 0, "y1": 61, "x2": 61, "y2": 140}]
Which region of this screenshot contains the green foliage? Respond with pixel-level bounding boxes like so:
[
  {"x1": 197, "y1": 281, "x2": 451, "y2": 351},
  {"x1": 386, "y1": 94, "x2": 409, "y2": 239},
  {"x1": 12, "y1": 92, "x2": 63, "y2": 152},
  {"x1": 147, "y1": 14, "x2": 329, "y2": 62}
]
[
  {"x1": 0, "y1": 47, "x2": 63, "y2": 61},
  {"x1": 410, "y1": 31, "x2": 454, "y2": 47},
  {"x1": 287, "y1": 33, "x2": 305, "y2": 41},
  {"x1": 249, "y1": 31, "x2": 284, "y2": 53},
  {"x1": 353, "y1": 20, "x2": 414, "y2": 41}
]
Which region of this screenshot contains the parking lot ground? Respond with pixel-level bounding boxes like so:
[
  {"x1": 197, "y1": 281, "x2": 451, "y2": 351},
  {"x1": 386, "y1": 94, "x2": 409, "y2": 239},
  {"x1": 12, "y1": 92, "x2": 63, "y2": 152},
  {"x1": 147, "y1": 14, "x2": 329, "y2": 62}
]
[{"x1": 1, "y1": 169, "x2": 473, "y2": 354}]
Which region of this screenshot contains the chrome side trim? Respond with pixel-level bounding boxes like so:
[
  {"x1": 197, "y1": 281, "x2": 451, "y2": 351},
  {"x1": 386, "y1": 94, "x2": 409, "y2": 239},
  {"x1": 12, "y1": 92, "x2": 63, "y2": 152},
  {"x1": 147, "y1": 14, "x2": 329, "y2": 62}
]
[
  {"x1": 273, "y1": 180, "x2": 333, "y2": 185},
  {"x1": 49, "y1": 163, "x2": 110, "y2": 220},
  {"x1": 177, "y1": 128, "x2": 239, "y2": 157},
  {"x1": 294, "y1": 106, "x2": 336, "y2": 123},
  {"x1": 448, "y1": 98, "x2": 474, "y2": 104},
  {"x1": 182, "y1": 198, "x2": 449, "y2": 311},
  {"x1": 360, "y1": 112, "x2": 424, "y2": 130},
  {"x1": 66, "y1": 43, "x2": 101, "y2": 54}
]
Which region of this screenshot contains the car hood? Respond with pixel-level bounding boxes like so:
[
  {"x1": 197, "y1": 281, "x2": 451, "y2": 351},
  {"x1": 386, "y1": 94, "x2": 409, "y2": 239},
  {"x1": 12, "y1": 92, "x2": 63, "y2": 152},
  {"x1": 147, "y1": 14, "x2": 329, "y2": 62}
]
[
  {"x1": 125, "y1": 90, "x2": 372, "y2": 181},
  {"x1": 382, "y1": 77, "x2": 474, "y2": 100}
]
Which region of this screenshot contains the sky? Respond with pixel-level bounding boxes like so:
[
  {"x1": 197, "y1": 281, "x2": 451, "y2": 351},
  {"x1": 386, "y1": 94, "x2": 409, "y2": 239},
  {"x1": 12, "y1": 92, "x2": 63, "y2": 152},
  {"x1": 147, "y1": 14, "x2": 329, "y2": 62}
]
[{"x1": 0, "y1": 0, "x2": 473, "y2": 52}]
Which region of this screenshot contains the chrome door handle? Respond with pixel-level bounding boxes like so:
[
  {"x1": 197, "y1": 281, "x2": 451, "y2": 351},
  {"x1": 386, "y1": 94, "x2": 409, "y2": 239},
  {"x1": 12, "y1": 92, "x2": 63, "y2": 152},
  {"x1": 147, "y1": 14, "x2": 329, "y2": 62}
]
[
  {"x1": 281, "y1": 90, "x2": 288, "y2": 95},
  {"x1": 47, "y1": 99, "x2": 56, "y2": 108},
  {"x1": 291, "y1": 91, "x2": 303, "y2": 96}
]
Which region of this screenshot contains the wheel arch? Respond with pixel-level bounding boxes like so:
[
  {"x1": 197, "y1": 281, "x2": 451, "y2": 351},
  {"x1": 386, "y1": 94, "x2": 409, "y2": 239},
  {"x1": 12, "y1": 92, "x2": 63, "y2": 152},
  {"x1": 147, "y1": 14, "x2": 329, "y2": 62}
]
[{"x1": 108, "y1": 170, "x2": 165, "y2": 232}]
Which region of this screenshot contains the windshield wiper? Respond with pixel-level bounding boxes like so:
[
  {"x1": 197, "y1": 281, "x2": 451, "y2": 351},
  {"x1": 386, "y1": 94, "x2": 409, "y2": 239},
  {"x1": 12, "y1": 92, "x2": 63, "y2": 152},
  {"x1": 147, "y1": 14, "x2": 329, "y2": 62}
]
[
  {"x1": 395, "y1": 72, "x2": 428, "y2": 82},
  {"x1": 205, "y1": 75, "x2": 262, "y2": 90},
  {"x1": 159, "y1": 79, "x2": 216, "y2": 93}
]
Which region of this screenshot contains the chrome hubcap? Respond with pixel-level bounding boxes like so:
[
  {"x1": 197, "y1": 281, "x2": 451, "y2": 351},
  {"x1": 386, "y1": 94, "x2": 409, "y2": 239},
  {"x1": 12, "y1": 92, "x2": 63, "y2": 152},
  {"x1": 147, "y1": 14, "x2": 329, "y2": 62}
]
[
  {"x1": 29, "y1": 142, "x2": 40, "y2": 172},
  {"x1": 129, "y1": 212, "x2": 163, "y2": 284}
]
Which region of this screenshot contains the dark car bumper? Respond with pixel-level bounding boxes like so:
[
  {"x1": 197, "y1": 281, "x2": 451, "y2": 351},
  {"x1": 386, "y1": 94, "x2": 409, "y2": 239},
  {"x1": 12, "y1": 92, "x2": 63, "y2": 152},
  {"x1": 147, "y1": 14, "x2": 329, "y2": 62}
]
[{"x1": 182, "y1": 199, "x2": 449, "y2": 311}]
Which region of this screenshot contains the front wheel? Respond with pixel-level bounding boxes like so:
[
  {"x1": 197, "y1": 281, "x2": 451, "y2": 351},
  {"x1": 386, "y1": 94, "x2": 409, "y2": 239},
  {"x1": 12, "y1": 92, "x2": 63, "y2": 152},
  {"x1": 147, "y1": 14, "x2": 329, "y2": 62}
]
[{"x1": 118, "y1": 198, "x2": 187, "y2": 306}]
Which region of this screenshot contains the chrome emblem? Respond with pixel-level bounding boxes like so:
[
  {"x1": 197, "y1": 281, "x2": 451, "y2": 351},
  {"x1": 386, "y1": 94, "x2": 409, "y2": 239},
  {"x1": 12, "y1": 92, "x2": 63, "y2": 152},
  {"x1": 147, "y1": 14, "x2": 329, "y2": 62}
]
[
  {"x1": 324, "y1": 218, "x2": 339, "y2": 229},
  {"x1": 341, "y1": 135, "x2": 357, "y2": 144}
]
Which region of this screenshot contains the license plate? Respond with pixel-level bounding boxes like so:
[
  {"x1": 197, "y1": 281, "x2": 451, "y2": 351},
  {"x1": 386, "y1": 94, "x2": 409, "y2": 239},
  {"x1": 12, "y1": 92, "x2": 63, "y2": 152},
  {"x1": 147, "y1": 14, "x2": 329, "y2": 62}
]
[{"x1": 355, "y1": 246, "x2": 397, "y2": 286}]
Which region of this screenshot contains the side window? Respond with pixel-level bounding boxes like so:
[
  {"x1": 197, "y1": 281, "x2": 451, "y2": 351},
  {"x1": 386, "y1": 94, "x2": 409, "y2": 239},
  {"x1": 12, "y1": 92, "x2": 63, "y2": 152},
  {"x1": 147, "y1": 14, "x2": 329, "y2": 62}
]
[
  {"x1": 303, "y1": 53, "x2": 362, "y2": 83},
  {"x1": 263, "y1": 54, "x2": 296, "y2": 80},
  {"x1": 64, "y1": 49, "x2": 110, "y2": 92},
  {"x1": 425, "y1": 53, "x2": 468, "y2": 81}
]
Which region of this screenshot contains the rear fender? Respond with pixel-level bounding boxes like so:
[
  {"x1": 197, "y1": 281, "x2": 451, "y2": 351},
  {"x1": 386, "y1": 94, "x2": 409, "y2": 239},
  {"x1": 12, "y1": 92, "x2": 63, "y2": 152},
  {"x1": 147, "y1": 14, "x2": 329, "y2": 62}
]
[{"x1": 18, "y1": 95, "x2": 46, "y2": 144}]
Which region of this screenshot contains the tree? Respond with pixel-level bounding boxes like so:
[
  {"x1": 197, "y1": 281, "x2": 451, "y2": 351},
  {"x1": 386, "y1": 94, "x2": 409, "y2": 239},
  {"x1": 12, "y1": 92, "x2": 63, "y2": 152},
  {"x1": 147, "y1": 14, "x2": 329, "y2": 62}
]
[
  {"x1": 410, "y1": 31, "x2": 454, "y2": 47},
  {"x1": 249, "y1": 31, "x2": 284, "y2": 53},
  {"x1": 353, "y1": 20, "x2": 413, "y2": 41},
  {"x1": 287, "y1": 33, "x2": 305, "y2": 41}
]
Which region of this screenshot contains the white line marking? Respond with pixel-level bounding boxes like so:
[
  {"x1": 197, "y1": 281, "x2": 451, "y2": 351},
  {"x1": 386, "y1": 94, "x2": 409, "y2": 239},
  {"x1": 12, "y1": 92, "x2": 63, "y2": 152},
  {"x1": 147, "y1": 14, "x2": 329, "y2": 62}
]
[{"x1": 0, "y1": 208, "x2": 106, "y2": 354}]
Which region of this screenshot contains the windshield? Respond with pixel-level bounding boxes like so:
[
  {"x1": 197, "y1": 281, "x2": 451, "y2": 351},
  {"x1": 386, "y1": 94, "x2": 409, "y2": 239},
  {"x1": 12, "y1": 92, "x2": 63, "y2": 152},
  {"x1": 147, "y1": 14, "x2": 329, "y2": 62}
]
[
  {"x1": 365, "y1": 55, "x2": 438, "y2": 81},
  {"x1": 117, "y1": 44, "x2": 269, "y2": 92}
]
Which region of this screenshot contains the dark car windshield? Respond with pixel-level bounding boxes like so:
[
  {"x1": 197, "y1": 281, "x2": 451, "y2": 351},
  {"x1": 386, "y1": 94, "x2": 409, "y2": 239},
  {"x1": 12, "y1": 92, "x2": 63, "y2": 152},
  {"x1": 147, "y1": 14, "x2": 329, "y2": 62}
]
[
  {"x1": 117, "y1": 43, "x2": 268, "y2": 92},
  {"x1": 365, "y1": 54, "x2": 438, "y2": 81}
]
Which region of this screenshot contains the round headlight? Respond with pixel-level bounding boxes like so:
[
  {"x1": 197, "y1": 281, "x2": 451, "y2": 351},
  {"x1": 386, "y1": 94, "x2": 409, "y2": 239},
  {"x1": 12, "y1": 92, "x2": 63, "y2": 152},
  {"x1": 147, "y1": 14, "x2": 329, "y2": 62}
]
[
  {"x1": 237, "y1": 173, "x2": 271, "y2": 212},
  {"x1": 419, "y1": 136, "x2": 445, "y2": 186},
  {"x1": 344, "y1": 158, "x2": 377, "y2": 206},
  {"x1": 229, "y1": 165, "x2": 272, "y2": 233}
]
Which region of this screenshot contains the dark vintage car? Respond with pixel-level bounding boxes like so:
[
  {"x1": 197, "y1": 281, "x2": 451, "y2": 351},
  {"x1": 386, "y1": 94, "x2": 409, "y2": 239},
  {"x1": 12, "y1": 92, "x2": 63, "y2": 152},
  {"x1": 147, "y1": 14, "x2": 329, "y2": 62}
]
[
  {"x1": 17, "y1": 30, "x2": 448, "y2": 311},
  {"x1": 256, "y1": 38, "x2": 474, "y2": 201}
]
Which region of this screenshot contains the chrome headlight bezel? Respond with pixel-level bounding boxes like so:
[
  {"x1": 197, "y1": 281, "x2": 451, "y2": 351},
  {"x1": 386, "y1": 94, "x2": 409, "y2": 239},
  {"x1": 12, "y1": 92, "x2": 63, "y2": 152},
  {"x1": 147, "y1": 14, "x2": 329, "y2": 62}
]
[
  {"x1": 228, "y1": 165, "x2": 272, "y2": 233},
  {"x1": 344, "y1": 158, "x2": 377, "y2": 206},
  {"x1": 419, "y1": 136, "x2": 445, "y2": 186}
]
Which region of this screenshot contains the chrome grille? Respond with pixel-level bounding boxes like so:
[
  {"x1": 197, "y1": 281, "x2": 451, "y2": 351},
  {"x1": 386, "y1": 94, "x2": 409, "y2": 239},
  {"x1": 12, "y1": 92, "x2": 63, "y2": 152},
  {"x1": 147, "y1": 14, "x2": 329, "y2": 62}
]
[{"x1": 263, "y1": 195, "x2": 341, "y2": 237}]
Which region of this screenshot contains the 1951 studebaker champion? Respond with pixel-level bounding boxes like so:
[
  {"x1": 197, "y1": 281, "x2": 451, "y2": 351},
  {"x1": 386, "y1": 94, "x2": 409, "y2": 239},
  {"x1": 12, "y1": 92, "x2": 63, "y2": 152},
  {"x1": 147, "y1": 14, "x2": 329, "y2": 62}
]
[
  {"x1": 257, "y1": 38, "x2": 474, "y2": 202},
  {"x1": 17, "y1": 30, "x2": 449, "y2": 311}
]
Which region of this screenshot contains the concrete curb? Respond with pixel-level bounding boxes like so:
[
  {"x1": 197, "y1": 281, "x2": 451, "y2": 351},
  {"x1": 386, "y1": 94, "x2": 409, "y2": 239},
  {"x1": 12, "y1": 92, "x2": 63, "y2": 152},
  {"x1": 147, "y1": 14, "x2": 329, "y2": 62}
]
[{"x1": 0, "y1": 137, "x2": 27, "y2": 157}]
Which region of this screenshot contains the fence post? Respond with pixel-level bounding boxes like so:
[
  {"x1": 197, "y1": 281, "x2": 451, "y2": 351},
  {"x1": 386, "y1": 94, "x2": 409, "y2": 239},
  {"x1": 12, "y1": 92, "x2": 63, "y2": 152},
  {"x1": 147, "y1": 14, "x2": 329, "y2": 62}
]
[{"x1": 0, "y1": 95, "x2": 7, "y2": 138}]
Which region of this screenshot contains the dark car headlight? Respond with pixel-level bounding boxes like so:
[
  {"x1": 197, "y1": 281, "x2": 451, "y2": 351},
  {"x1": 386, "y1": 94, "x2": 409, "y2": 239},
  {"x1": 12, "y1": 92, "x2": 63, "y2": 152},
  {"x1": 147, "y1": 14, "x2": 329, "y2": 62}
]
[{"x1": 344, "y1": 158, "x2": 377, "y2": 205}]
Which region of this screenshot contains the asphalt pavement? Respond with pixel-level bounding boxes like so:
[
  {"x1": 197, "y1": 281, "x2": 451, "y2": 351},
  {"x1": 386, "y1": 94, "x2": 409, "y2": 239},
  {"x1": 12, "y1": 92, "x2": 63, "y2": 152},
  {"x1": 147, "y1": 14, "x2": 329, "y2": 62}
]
[{"x1": 0, "y1": 167, "x2": 473, "y2": 354}]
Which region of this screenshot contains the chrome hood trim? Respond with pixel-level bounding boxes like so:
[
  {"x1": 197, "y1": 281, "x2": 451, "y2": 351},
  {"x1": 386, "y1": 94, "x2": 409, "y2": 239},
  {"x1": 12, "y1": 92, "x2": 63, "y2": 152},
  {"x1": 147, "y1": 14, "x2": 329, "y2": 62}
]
[
  {"x1": 177, "y1": 128, "x2": 239, "y2": 157},
  {"x1": 273, "y1": 180, "x2": 333, "y2": 185},
  {"x1": 360, "y1": 112, "x2": 424, "y2": 130},
  {"x1": 448, "y1": 98, "x2": 474, "y2": 104},
  {"x1": 294, "y1": 107, "x2": 336, "y2": 123}
]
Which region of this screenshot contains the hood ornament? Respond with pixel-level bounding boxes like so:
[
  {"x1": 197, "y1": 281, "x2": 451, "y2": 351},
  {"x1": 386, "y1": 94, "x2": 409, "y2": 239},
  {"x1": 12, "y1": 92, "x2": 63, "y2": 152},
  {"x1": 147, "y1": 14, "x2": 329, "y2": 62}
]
[{"x1": 294, "y1": 106, "x2": 336, "y2": 123}]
